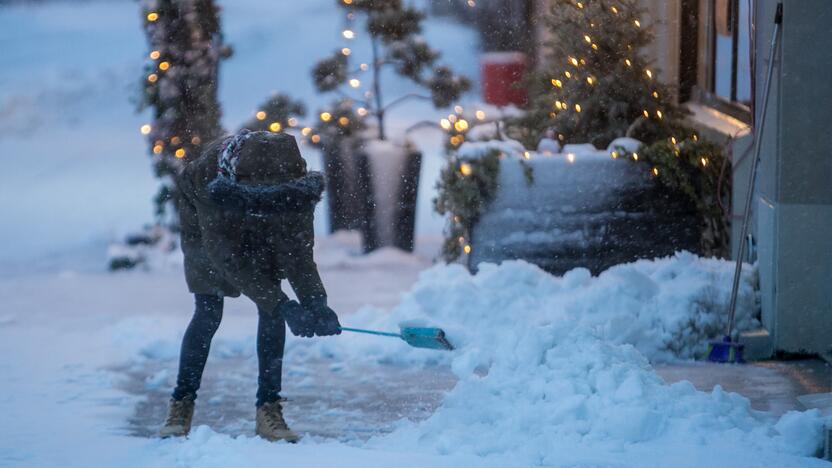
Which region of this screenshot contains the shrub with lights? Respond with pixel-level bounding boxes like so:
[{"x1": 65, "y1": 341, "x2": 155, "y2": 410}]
[
  {"x1": 516, "y1": 0, "x2": 684, "y2": 149},
  {"x1": 138, "y1": 0, "x2": 231, "y2": 219},
  {"x1": 312, "y1": 0, "x2": 471, "y2": 142}
]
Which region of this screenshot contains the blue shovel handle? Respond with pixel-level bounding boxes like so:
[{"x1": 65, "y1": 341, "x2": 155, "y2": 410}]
[{"x1": 339, "y1": 327, "x2": 401, "y2": 338}]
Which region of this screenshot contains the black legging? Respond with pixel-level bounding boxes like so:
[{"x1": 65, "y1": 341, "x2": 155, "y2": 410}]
[{"x1": 172, "y1": 294, "x2": 286, "y2": 407}]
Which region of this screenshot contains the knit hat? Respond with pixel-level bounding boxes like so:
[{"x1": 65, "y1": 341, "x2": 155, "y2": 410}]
[{"x1": 217, "y1": 129, "x2": 306, "y2": 185}]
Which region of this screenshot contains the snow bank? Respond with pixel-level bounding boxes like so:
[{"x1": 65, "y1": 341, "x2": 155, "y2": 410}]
[{"x1": 316, "y1": 255, "x2": 823, "y2": 464}]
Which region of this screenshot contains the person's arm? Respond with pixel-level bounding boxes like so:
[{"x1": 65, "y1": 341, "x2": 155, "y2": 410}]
[{"x1": 284, "y1": 232, "x2": 341, "y2": 337}]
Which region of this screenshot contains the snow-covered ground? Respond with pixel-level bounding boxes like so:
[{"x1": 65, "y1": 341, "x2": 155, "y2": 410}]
[{"x1": 0, "y1": 0, "x2": 828, "y2": 467}]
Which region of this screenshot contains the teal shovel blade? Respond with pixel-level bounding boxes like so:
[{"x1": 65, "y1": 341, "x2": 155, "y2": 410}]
[{"x1": 400, "y1": 327, "x2": 454, "y2": 351}]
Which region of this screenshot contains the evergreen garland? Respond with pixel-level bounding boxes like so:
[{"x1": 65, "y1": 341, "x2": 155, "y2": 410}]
[{"x1": 639, "y1": 137, "x2": 732, "y2": 257}]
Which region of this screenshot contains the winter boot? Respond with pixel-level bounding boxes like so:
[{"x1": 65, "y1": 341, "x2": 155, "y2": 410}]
[
  {"x1": 255, "y1": 402, "x2": 300, "y2": 443},
  {"x1": 159, "y1": 396, "x2": 195, "y2": 438}
]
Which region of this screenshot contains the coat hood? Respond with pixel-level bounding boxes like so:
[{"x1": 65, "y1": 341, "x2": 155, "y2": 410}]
[{"x1": 206, "y1": 171, "x2": 325, "y2": 215}]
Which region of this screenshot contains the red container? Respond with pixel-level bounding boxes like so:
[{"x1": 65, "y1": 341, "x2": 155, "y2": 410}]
[{"x1": 481, "y1": 52, "x2": 528, "y2": 107}]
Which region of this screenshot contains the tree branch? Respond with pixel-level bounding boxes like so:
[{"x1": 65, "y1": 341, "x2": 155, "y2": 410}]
[{"x1": 382, "y1": 93, "x2": 432, "y2": 113}]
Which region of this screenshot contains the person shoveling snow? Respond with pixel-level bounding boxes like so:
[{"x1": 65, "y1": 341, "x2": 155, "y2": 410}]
[{"x1": 159, "y1": 129, "x2": 342, "y2": 442}]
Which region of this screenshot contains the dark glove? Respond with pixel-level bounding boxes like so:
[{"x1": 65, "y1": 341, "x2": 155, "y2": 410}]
[
  {"x1": 280, "y1": 299, "x2": 342, "y2": 338},
  {"x1": 279, "y1": 300, "x2": 316, "y2": 338},
  {"x1": 308, "y1": 302, "x2": 341, "y2": 337}
]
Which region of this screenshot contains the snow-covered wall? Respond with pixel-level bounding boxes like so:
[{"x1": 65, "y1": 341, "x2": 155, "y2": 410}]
[{"x1": 469, "y1": 146, "x2": 700, "y2": 274}]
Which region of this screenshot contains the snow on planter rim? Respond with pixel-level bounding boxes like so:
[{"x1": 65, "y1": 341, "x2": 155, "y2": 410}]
[{"x1": 314, "y1": 253, "x2": 824, "y2": 463}]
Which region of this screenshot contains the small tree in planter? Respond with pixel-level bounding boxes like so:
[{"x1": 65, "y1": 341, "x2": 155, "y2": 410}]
[{"x1": 311, "y1": 0, "x2": 471, "y2": 251}]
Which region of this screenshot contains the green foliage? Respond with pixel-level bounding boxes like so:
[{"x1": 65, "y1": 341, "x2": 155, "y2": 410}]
[
  {"x1": 240, "y1": 94, "x2": 305, "y2": 133},
  {"x1": 434, "y1": 150, "x2": 502, "y2": 261},
  {"x1": 639, "y1": 137, "x2": 731, "y2": 257},
  {"x1": 515, "y1": 0, "x2": 684, "y2": 149},
  {"x1": 313, "y1": 0, "x2": 470, "y2": 140},
  {"x1": 309, "y1": 99, "x2": 366, "y2": 150}
]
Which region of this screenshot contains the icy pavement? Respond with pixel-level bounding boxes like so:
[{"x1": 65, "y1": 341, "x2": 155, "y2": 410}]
[{"x1": 118, "y1": 356, "x2": 454, "y2": 441}]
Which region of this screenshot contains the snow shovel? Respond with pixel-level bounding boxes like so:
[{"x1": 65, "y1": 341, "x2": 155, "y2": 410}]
[
  {"x1": 339, "y1": 326, "x2": 454, "y2": 351},
  {"x1": 708, "y1": 3, "x2": 783, "y2": 364}
]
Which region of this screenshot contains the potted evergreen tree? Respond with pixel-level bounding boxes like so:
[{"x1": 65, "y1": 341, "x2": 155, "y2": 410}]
[{"x1": 311, "y1": 0, "x2": 470, "y2": 252}]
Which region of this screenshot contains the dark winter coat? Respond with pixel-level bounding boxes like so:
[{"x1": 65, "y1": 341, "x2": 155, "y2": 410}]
[{"x1": 176, "y1": 131, "x2": 327, "y2": 312}]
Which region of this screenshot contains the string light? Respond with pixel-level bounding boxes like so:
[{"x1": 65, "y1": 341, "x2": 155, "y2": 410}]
[
  {"x1": 287, "y1": 117, "x2": 298, "y2": 127},
  {"x1": 153, "y1": 144, "x2": 163, "y2": 154},
  {"x1": 523, "y1": 151, "x2": 531, "y2": 160},
  {"x1": 652, "y1": 167, "x2": 659, "y2": 176},
  {"x1": 551, "y1": 78, "x2": 563, "y2": 88},
  {"x1": 700, "y1": 157, "x2": 709, "y2": 167},
  {"x1": 158, "y1": 61, "x2": 170, "y2": 71},
  {"x1": 671, "y1": 136, "x2": 677, "y2": 145},
  {"x1": 454, "y1": 119, "x2": 469, "y2": 132},
  {"x1": 357, "y1": 107, "x2": 368, "y2": 116},
  {"x1": 643, "y1": 109, "x2": 649, "y2": 118},
  {"x1": 633, "y1": 153, "x2": 640, "y2": 162},
  {"x1": 343, "y1": 0, "x2": 353, "y2": 4},
  {"x1": 175, "y1": 148, "x2": 186, "y2": 158},
  {"x1": 147, "y1": 73, "x2": 158, "y2": 83},
  {"x1": 342, "y1": 29, "x2": 355, "y2": 39},
  {"x1": 320, "y1": 112, "x2": 332, "y2": 122},
  {"x1": 645, "y1": 69, "x2": 654, "y2": 79},
  {"x1": 440, "y1": 118, "x2": 451, "y2": 130},
  {"x1": 311, "y1": 134, "x2": 321, "y2": 144},
  {"x1": 610, "y1": 150, "x2": 619, "y2": 159},
  {"x1": 475, "y1": 110, "x2": 486, "y2": 120},
  {"x1": 338, "y1": 116, "x2": 350, "y2": 126},
  {"x1": 591, "y1": 43, "x2": 598, "y2": 50},
  {"x1": 586, "y1": 76, "x2": 594, "y2": 85},
  {"x1": 454, "y1": 105, "x2": 464, "y2": 113},
  {"x1": 463, "y1": 244, "x2": 472, "y2": 254},
  {"x1": 564, "y1": 71, "x2": 572, "y2": 78},
  {"x1": 255, "y1": 111, "x2": 267, "y2": 120},
  {"x1": 301, "y1": 127, "x2": 312, "y2": 136},
  {"x1": 341, "y1": 47, "x2": 351, "y2": 56},
  {"x1": 567, "y1": 153, "x2": 576, "y2": 163},
  {"x1": 584, "y1": 35, "x2": 592, "y2": 43},
  {"x1": 467, "y1": 0, "x2": 476, "y2": 6},
  {"x1": 170, "y1": 136, "x2": 181, "y2": 145},
  {"x1": 149, "y1": 50, "x2": 160, "y2": 60},
  {"x1": 625, "y1": 59, "x2": 632, "y2": 67},
  {"x1": 146, "y1": 12, "x2": 159, "y2": 22},
  {"x1": 269, "y1": 122, "x2": 282, "y2": 132},
  {"x1": 191, "y1": 136, "x2": 201, "y2": 145},
  {"x1": 574, "y1": 104, "x2": 582, "y2": 112},
  {"x1": 611, "y1": 6, "x2": 619, "y2": 14},
  {"x1": 359, "y1": 63, "x2": 368, "y2": 71},
  {"x1": 569, "y1": 56, "x2": 579, "y2": 66},
  {"x1": 140, "y1": 124, "x2": 152, "y2": 135},
  {"x1": 349, "y1": 78, "x2": 361, "y2": 88},
  {"x1": 652, "y1": 91, "x2": 659, "y2": 98},
  {"x1": 656, "y1": 110, "x2": 663, "y2": 119},
  {"x1": 576, "y1": 2, "x2": 584, "y2": 8},
  {"x1": 634, "y1": 19, "x2": 641, "y2": 28}
]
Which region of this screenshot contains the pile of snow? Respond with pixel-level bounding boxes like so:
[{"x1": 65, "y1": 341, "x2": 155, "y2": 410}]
[
  {"x1": 457, "y1": 139, "x2": 526, "y2": 160},
  {"x1": 309, "y1": 254, "x2": 823, "y2": 464}
]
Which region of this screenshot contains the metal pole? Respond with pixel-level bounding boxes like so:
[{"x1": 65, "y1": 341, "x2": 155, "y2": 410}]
[{"x1": 725, "y1": 3, "x2": 782, "y2": 337}]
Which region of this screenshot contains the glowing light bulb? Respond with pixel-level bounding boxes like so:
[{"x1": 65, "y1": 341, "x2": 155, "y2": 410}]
[
  {"x1": 569, "y1": 56, "x2": 579, "y2": 66},
  {"x1": 152, "y1": 144, "x2": 163, "y2": 154},
  {"x1": 656, "y1": 110, "x2": 663, "y2": 119},
  {"x1": 574, "y1": 104, "x2": 582, "y2": 112},
  {"x1": 652, "y1": 167, "x2": 659, "y2": 176},
  {"x1": 576, "y1": 2, "x2": 584, "y2": 8},
  {"x1": 175, "y1": 148, "x2": 186, "y2": 158},
  {"x1": 341, "y1": 47, "x2": 351, "y2": 56},
  {"x1": 140, "y1": 124, "x2": 151, "y2": 135},
  {"x1": 440, "y1": 118, "x2": 451, "y2": 130},
  {"x1": 301, "y1": 127, "x2": 312, "y2": 136},
  {"x1": 191, "y1": 136, "x2": 201, "y2": 145},
  {"x1": 454, "y1": 105, "x2": 464, "y2": 114},
  {"x1": 611, "y1": 6, "x2": 619, "y2": 14},
  {"x1": 320, "y1": 112, "x2": 332, "y2": 122},
  {"x1": 349, "y1": 78, "x2": 360, "y2": 88},
  {"x1": 551, "y1": 78, "x2": 563, "y2": 88},
  {"x1": 158, "y1": 61, "x2": 170, "y2": 71},
  {"x1": 591, "y1": 43, "x2": 598, "y2": 50},
  {"x1": 357, "y1": 107, "x2": 368, "y2": 116},
  {"x1": 146, "y1": 12, "x2": 159, "y2": 22},
  {"x1": 611, "y1": 151, "x2": 619, "y2": 159},
  {"x1": 343, "y1": 0, "x2": 353, "y2": 4},
  {"x1": 255, "y1": 111, "x2": 267, "y2": 121},
  {"x1": 475, "y1": 110, "x2": 486, "y2": 120},
  {"x1": 586, "y1": 76, "x2": 594, "y2": 85},
  {"x1": 149, "y1": 50, "x2": 160, "y2": 60},
  {"x1": 625, "y1": 59, "x2": 632, "y2": 67},
  {"x1": 460, "y1": 163, "x2": 473, "y2": 176},
  {"x1": 338, "y1": 116, "x2": 350, "y2": 126},
  {"x1": 147, "y1": 73, "x2": 158, "y2": 83},
  {"x1": 652, "y1": 91, "x2": 659, "y2": 98},
  {"x1": 701, "y1": 157, "x2": 709, "y2": 167},
  {"x1": 671, "y1": 136, "x2": 677, "y2": 145},
  {"x1": 584, "y1": 35, "x2": 592, "y2": 43},
  {"x1": 269, "y1": 122, "x2": 282, "y2": 132},
  {"x1": 567, "y1": 153, "x2": 576, "y2": 163},
  {"x1": 342, "y1": 29, "x2": 355, "y2": 39},
  {"x1": 454, "y1": 119, "x2": 469, "y2": 132},
  {"x1": 645, "y1": 69, "x2": 653, "y2": 79},
  {"x1": 564, "y1": 71, "x2": 572, "y2": 78},
  {"x1": 287, "y1": 117, "x2": 298, "y2": 127},
  {"x1": 463, "y1": 244, "x2": 472, "y2": 254},
  {"x1": 360, "y1": 63, "x2": 368, "y2": 71},
  {"x1": 634, "y1": 20, "x2": 641, "y2": 28},
  {"x1": 523, "y1": 151, "x2": 531, "y2": 160},
  {"x1": 170, "y1": 136, "x2": 181, "y2": 145},
  {"x1": 633, "y1": 152, "x2": 639, "y2": 161},
  {"x1": 311, "y1": 134, "x2": 321, "y2": 143},
  {"x1": 643, "y1": 109, "x2": 650, "y2": 118}
]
